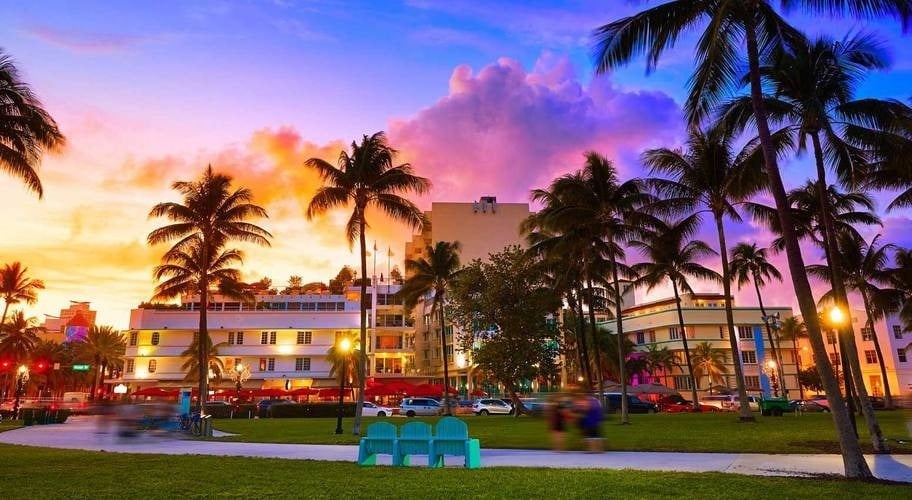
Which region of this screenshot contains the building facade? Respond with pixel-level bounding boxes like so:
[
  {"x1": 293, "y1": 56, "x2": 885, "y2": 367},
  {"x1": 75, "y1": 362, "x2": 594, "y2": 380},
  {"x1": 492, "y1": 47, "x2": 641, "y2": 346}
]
[{"x1": 41, "y1": 301, "x2": 97, "y2": 344}]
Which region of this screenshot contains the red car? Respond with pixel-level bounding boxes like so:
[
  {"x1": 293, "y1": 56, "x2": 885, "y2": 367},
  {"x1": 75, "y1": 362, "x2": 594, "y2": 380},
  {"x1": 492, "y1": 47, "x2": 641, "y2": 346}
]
[{"x1": 657, "y1": 396, "x2": 722, "y2": 413}]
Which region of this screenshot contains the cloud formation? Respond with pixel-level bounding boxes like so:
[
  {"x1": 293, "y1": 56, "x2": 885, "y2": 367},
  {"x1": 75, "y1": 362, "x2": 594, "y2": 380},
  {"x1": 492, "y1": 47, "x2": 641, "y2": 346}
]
[
  {"x1": 389, "y1": 54, "x2": 683, "y2": 204},
  {"x1": 24, "y1": 25, "x2": 147, "y2": 54}
]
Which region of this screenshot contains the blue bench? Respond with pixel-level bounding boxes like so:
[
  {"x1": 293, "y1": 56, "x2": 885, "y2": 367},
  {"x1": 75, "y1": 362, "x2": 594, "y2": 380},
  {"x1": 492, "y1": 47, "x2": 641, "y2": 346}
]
[
  {"x1": 357, "y1": 421, "x2": 399, "y2": 466},
  {"x1": 356, "y1": 418, "x2": 481, "y2": 468},
  {"x1": 431, "y1": 417, "x2": 481, "y2": 469}
]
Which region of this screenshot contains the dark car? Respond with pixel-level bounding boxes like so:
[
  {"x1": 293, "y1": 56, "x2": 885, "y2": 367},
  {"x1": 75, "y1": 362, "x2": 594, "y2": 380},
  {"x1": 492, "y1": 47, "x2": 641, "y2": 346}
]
[
  {"x1": 603, "y1": 393, "x2": 659, "y2": 414},
  {"x1": 256, "y1": 399, "x2": 292, "y2": 417},
  {"x1": 789, "y1": 400, "x2": 830, "y2": 413}
]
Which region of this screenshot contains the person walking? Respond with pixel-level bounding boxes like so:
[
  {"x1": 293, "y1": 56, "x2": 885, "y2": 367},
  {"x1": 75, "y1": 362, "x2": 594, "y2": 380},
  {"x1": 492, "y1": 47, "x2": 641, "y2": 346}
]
[{"x1": 577, "y1": 395, "x2": 604, "y2": 453}]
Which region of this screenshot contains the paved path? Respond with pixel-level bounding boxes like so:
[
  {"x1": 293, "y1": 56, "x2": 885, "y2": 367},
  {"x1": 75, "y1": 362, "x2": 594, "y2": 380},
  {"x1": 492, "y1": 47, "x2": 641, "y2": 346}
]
[{"x1": 2, "y1": 417, "x2": 910, "y2": 482}]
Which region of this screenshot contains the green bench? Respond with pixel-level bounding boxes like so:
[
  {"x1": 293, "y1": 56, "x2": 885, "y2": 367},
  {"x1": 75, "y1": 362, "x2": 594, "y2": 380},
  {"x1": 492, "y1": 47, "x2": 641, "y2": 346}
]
[{"x1": 356, "y1": 417, "x2": 481, "y2": 469}]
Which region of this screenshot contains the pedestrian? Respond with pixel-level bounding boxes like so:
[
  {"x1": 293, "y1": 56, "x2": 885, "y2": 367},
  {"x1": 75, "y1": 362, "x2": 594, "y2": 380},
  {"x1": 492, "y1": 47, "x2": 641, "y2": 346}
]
[
  {"x1": 577, "y1": 395, "x2": 604, "y2": 453},
  {"x1": 547, "y1": 394, "x2": 571, "y2": 451}
]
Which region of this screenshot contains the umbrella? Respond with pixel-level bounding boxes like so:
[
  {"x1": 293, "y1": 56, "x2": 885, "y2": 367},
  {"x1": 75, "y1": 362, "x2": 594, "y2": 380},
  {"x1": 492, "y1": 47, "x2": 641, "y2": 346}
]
[
  {"x1": 317, "y1": 388, "x2": 353, "y2": 398},
  {"x1": 411, "y1": 384, "x2": 458, "y2": 398},
  {"x1": 631, "y1": 383, "x2": 678, "y2": 396},
  {"x1": 251, "y1": 388, "x2": 288, "y2": 398},
  {"x1": 132, "y1": 387, "x2": 179, "y2": 397},
  {"x1": 469, "y1": 389, "x2": 488, "y2": 397},
  {"x1": 289, "y1": 387, "x2": 317, "y2": 396}
]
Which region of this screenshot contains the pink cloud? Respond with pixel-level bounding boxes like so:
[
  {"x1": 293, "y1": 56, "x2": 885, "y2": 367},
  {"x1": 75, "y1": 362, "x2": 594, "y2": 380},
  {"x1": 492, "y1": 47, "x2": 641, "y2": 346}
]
[
  {"x1": 24, "y1": 25, "x2": 146, "y2": 54},
  {"x1": 388, "y1": 54, "x2": 682, "y2": 205}
]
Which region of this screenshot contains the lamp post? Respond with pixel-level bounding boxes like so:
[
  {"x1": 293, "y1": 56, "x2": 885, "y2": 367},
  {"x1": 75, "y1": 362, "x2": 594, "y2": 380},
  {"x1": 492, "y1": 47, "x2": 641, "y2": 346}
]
[
  {"x1": 761, "y1": 313, "x2": 788, "y2": 398},
  {"x1": 13, "y1": 365, "x2": 29, "y2": 420},
  {"x1": 335, "y1": 337, "x2": 351, "y2": 435},
  {"x1": 828, "y1": 305, "x2": 858, "y2": 436},
  {"x1": 763, "y1": 359, "x2": 780, "y2": 397},
  {"x1": 229, "y1": 363, "x2": 251, "y2": 403}
]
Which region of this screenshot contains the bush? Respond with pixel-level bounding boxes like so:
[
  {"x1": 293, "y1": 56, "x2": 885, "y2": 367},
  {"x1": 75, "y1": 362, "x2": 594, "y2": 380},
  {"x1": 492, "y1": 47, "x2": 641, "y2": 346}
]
[
  {"x1": 204, "y1": 404, "x2": 256, "y2": 419},
  {"x1": 268, "y1": 403, "x2": 356, "y2": 418},
  {"x1": 20, "y1": 408, "x2": 71, "y2": 425}
]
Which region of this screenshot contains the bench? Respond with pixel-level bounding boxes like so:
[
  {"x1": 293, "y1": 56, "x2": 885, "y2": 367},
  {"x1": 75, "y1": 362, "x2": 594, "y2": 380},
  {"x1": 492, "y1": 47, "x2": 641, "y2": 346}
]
[
  {"x1": 430, "y1": 417, "x2": 481, "y2": 469},
  {"x1": 356, "y1": 418, "x2": 481, "y2": 468},
  {"x1": 397, "y1": 421, "x2": 433, "y2": 466},
  {"x1": 357, "y1": 421, "x2": 399, "y2": 466}
]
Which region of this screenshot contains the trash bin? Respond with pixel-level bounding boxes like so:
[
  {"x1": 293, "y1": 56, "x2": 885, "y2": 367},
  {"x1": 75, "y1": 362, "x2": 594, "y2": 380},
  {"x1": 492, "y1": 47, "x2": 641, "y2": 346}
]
[
  {"x1": 759, "y1": 397, "x2": 790, "y2": 416},
  {"x1": 200, "y1": 415, "x2": 213, "y2": 437}
]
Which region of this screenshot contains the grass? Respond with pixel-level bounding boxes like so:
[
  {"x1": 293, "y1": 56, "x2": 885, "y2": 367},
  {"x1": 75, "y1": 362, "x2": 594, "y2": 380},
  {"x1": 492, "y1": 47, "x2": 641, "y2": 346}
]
[
  {"x1": 0, "y1": 444, "x2": 908, "y2": 499},
  {"x1": 0, "y1": 420, "x2": 22, "y2": 433},
  {"x1": 213, "y1": 411, "x2": 912, "y2": 454}
]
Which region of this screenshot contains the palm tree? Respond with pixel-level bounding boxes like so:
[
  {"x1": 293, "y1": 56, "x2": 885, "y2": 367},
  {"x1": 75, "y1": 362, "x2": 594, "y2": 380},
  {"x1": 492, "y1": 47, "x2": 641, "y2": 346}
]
[
  {"x1": 76, "y1": 326, "x2": 126, "y2": 400},
  {"x1": 0, "y1": 50, "x2": 65, "y2": 198},
  {"x1": 591, "y1": 1, "x2": 912, "y2": 478},
  {"x1": 0, "y1": 310, "x2": 40, "y2": 362},
  {"x1": 148, "y1": 165, "x2": 271, "y2": 411},
  {"x1": 643, "y1": 124, "x2": 766, "y2": 421},
  {"x1": 30, "y1": 339, "x2": 64, "y2": 397},
  {"x1": 305, "y1": 132, "x2": 429, "y2": 435},
  {"x1": 778, "y1": 316, "x2": 808, "y2": 400},
  {"x1": 326, "y1": 335, "x2": 363, "y2": 390},
  {"x1": 630, "y1": 215, "x2": 721, "y2": 409},
  {"x1": 398, "y1": 241, "x2": 462, "y2": 415},
  {"x1": 730, "y1": 243, "x2": 785, "y2": 394},
  {"x1": 691, "y1": 342, "x2": 729, "y2": 391},
  {"x1": 0, "y1": 262, "x2": 44, "y2": 328},
  {"x1": 180, "y1": 334, "x2": 228, "y2": 385},
  {"x1": 643, "y1": 344, "x2": 678, "y2": 387}
]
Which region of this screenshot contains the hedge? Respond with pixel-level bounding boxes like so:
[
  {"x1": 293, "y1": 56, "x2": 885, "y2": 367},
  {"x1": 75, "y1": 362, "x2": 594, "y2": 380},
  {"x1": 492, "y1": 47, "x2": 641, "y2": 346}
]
[
  {"x1": 21, "y1": 408, "x2": 71, "y2": 425},
  {"x1": 267, "y1": 403, "x2": 356, "y2": 418}
]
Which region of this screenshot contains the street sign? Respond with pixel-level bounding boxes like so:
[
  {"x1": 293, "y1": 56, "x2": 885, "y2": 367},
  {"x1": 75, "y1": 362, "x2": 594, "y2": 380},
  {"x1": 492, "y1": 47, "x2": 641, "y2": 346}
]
[{"x1": 72, "y1": 364, "x2": 91, "y2": 371}]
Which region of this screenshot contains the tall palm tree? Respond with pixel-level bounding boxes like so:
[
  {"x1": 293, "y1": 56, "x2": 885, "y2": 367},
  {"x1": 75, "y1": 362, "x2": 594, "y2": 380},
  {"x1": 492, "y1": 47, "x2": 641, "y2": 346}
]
[
  {"x1": 180, "y1": 334, "x2": 228, "y2": 385},
  {"x1": 148, "y1": 165, "x2": 271, "y2": 411},
  {"x1": 306, "y1": 132, "x2": 429, "y2": 435},
  {"x1": 0, "y1": 262, "x2": 44, "y2": 327},
  {"x1": 592, "y1": 0, "x2": 912, "y2": 478},
  {"x1": 630, "y1": 215, "x2": 721, "y2": 409},
  {"x1": 778, "y1": 316, "x2": 808, "y2": 399},
  {"x1": 76, "y1": 325, "x2": 126, "y2": 400},
  {"x1": 643, "y1": 344, "x2": 678, "y2": 387},
  {"x1": 730, "y1": 243, "x2": 785, "y2": 394},
  {"x1": 691, "y1": 341, "x2": 729, "y2": 391},
  {"x1": 0, "y1": 50, "x2": 65, "y2": 198},
  {"x1": 326, "y1": 335, "x2": 363, "y2": 390},
  {"x1": 643, "y1": 124, "x2": 766, "y2": 421},
  {"x1": 398, "y1": 241, "x2": 462, "y2": 416},
  {"x1": 29, "y1": 339, "x2": 64, "y2": 397},
  {"x1": 0, "y1": 310, "x2": 40, "y2": 362}
]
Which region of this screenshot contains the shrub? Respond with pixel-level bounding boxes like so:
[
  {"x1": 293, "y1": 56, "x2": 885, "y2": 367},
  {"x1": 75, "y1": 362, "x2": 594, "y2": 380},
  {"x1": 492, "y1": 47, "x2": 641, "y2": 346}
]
[
  {"x1": 268, "y1": 403, "x2": 356, "y2": 418},
  {"x1": 204, "y1": 404, "x2": 256, "y2": 419}
]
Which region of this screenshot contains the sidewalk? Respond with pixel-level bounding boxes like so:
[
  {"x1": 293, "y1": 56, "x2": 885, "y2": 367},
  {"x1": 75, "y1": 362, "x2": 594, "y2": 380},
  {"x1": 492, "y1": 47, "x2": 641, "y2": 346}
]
[{"x1": 1, "y1": 417, "x2": 910, "y2": 482}]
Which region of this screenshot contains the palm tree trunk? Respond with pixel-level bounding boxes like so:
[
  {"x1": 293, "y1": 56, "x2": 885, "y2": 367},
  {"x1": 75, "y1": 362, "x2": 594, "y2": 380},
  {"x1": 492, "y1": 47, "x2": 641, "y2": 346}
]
[
  {"x1": 566, "y1": 293, "x2": 587, "y2": 381},
  {"x1": 714, "y1": 213, "x2": 755, "y2": 422},
  {"x1": 793, "y1": 336, "x2": 804, "y2": 400},
  {"x1": 745, "y1": 19, "x2": 870, "y2": 478},
  {"x1": 810, "y1": 131, "x2": 887, "y2": 453},
  {"x1": 585, "y1": 278, "x2": 606, "y2": 409},
  {"x1": 860, "y1": 290, "x2": 893, "y2": 408},
  {"x1": 99, "y1": 361, "x2": 108, "y2": 398},
  {"x1": 754, "y1": 278, "x2": 786, "y2": 398},
  {"x1": 199, "y1": 278, "x2": 209, "y2": 415},
  {"x1": 0, "y1": 302, "x2": 9, "y2": 329},
  {"x1": 610, "y1": 264, "x2": 629, "y2": 424},
  {"x1": 439, "y1": 300, "x2": 451, "y2": 416},
  {"x1": 671, "y1": 281, "x2": 698, "y2": 409},
  {"x1": 574, "y1": 287, "x2": 594, "y2": 387},
  {"x1": 355, "y1": 218, "x2": 367, "y2": 435},
  {"x1": 90, "y1": 354, "x2": 100, "y2": 400}
]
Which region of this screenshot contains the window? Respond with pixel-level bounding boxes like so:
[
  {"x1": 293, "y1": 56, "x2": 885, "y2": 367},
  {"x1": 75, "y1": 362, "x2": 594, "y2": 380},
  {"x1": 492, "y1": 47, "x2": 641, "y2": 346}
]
[
  {"x1": 268, "y1": 358, "x2": 275, "y2": 371},
  {"x1": 295, "y1": 357, "x2": 311, "y2": 371},
  {"x1": 129, "y1": 332, "x2": 138, "y2": 346},
  {"x1": 738, "y1": 325, "x2": 754, "y2": 340},
  {"x1": 126, "y1": 359, "x2": 134, "y2": 373},
  {"x1": 148, "y1": 359, "x2": 157, "y2": 373},
  {"x1": 673, "y1": 375, "x2": 693, "y2": 390},
  {"x1": 648, "y1": 330, "x2": 656, "y2": 343},
  {"x1": 864, "y1": 350, "x2": 878, "y2": 364},
  {"x1": 297, "y1": 331, "x2": 312, "y2": 345},
  {"x1": 741, "y1": 351, "x2": 757, "y2": 364},
  {"x1": 826, "y1": 332, "x2": 837, "y2": 345},
  {"x1": 635, "y1": 332, "x2": 645, "y2": 345},
  {"x1": 423, "y1": 314, "x2": 431, "y2": 326},
  {"x1": 236, "y1": 332, "x2": 244, "y2": 345},
  {"x1": 269, "y1": 331, "x2": 276, "y2": 344},
  {"x1": 829, "y1": 352, "x2": 841, "y2": 366},
  {"x1": 259, "y1": 358, "x2": 267, "y2": 371},
  {"x1": 899, "y1": 349, "x2": 907, "y2": 363},
  {"x1": 893, "y1": 325, "x2": 903, "y2": 339},
  {"x1": 669, "y1": 327, "x2": 680, "y2": 340},
  {"x1": 744, "y1": 375, "x2": 760, "y2": 389},
  {"x1": 228, "y1": 331, "x2": 235, "y2": 345},
  {"x1": 150, "y1": 332, "x2": 160, "y2": 345},
  {"x1": 861, "y1": 327, "x2": 874, "y2": 341}
]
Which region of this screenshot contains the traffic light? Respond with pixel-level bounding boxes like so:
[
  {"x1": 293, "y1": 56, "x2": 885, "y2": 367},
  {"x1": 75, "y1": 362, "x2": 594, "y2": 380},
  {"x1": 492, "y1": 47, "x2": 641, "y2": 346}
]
[
  {"x1": 0, "y1": 360, "x2": 10, "y2": 370},
  {"x1": 34, "y1": 360, "x2": 48, "y2": 373}
]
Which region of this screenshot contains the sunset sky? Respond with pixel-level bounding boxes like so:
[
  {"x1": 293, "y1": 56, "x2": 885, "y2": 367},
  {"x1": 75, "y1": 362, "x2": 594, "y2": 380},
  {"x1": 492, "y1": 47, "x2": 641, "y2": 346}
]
[{"x1": 2, "y1": 1, "x2": 912, "y2": 327}]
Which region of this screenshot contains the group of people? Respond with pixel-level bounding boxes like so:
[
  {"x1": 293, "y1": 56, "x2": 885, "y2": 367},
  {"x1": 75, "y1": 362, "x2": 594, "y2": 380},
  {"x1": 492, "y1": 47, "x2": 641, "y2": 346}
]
[{"x1": 547, "y1": 393, "x2": 604, "y2": 452}]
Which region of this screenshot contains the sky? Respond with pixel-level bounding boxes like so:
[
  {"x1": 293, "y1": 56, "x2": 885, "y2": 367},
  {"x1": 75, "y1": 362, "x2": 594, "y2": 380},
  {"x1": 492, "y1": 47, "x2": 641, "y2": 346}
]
[{"x1": 1, "y1": 0, "x2": 911, "y2": 327}]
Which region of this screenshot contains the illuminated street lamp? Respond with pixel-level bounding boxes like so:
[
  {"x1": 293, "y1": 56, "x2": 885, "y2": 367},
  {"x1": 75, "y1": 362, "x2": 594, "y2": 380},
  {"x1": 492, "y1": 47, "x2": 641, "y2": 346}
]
[
  {"x1": 829, "y1": 306, "x2": 845, "y2": 325},
  {"x1": 335, "y1": 337, "x2": 352, "y2": 435},
  {"x1": 827, "y1": 305, "x2": 857, "y2": 436},
  {"x1": 13, "y1": 365, "x2": 29, "y2": 419},
  {"x1": 763, "y1": 359, "x2": 780, "y2": 397},
  {"x1": 229, "y1": 363, "x2": 251, "y2": 403}
]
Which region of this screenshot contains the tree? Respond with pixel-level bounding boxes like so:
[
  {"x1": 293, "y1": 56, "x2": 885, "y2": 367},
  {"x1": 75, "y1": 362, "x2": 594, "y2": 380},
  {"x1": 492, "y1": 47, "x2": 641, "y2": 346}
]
[
  {"x1": 778, "y1": 316, "x2": 808, "y2": 398},
  {"x1": 799, "y1": 366, "x2": 825, "y2": 394},
  {"x1": 180, "y1": 334, "x2": 228, "y2": 385},
  {"x1": 75, "y1": 325, "x2": 126, "y2": 400},
  {"x1": 398, "y1": 241, "x2": 462, "y2": 415},
  {"x1": 449, "y1": 247, "x2": 562, "y2": 411},
  {"x1": 282, "y1": 275, "x2": 304, "y2": 295},
  {"x1": 30, "y1": 339, "x2": 64, "y2": 397},
  {"x1": 642, "y1": 344, "x2": 678, "y2": 387},
  {"x1": 591, "y1": 0, "x2": 912, "y2": 479},
  {"x1": 691, "y1": 341, "x2": 729, "y2": 391},
  {"x1": 148, "y1": 165, "x2": 271, "y2": 411},
  {"x1": 0, "y1": 310, "x2": 41, "y2": 362},
  {"x1": 305, "y1": 132, "x2": 429, "y2": 435},
  {"x1": 329, "y1": 266, "x2": 355, "y2": 294},
  {"x1": 889, "y1": 248, "x2": 912, "y2": 333},
  {"x1": 730, "y1": 242, "x2": 785, "y2": 395},
  {"x1": 643, "y1": 123, "x2": 766, "y2": 421},
  {"x1": 0, "y1": 50, "x2": 65, "y2": 198},
  {"x1": 326, "y1": 334, "x2": 363, "y2": 388},
  {"x1": 0, "y1": 262, "x2": 44, "y2": 328},
  {"x1": 630, "y1": 215, "x2": 721, "y2": 409}
]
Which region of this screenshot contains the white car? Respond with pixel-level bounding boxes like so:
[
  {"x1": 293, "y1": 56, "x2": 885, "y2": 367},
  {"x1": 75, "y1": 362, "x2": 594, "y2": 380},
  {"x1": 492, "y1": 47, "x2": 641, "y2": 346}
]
[
  {"x1": 361, "y1": 401, "x2": 393, "y2": 417},
  {"x1": 472, "y1": 398, "x2": 513, "y2": 416}
]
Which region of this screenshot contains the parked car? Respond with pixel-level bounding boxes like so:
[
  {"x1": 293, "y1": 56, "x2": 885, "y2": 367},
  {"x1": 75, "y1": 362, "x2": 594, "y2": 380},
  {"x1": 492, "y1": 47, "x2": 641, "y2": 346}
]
[
  {"x1": 603, "y1": 393, "x2": 659, "y2": 414},
  {"x1": 361, "y1": 401, "x2": 393, "y2": 417},
  {"x1": 789, "y1": 400, "x2": 830, "y2": 413},
  {"x1": 657, "y1": 396, "x2": 719, "y2": 413},
  {"x1": 472, "y1": 398, "x2": 513, "y2": 416},
  {"x1": 519, "y1": 398, "x2": 547, "y2": 416},
  {"x1": 699, "y1": 395, "x2": 761, "y2": 411},
  {"x1": 400, "y1": 398, "x2": 442, "y2": 417},
  {"x1": 257, "y1": 399, "x2": 292, "y2": 416}
]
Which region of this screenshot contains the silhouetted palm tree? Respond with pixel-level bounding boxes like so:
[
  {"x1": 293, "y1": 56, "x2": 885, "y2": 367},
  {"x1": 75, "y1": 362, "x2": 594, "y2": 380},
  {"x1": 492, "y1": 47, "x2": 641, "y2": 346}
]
[
  {"x1": 306, "y1": 132, "x2": 429, "y2": 435},
  {"x1": 0, "y1": 50, "x2": 65, "y2": 197},
  {"x1": 778, "y1": 316, "x2": 808, "y2": 400},
  {"x1": 0, "y1": 310, "x2": 40, "y2": 362},
  {"x1": 180, "y1": 334, "x2": 228, "y2": 385},
  {"x1": 691, "y1": 341, "x2": 729, "y2": 392},
  {"x1": 631, "y1": 215, "x2": 721, "y2": 409},
  {"x1": 0, "y1": 262, "x2": 44, "y2": 328},
  {"x1": 76, "y1": 326, "x2": 126, "y2": 400},
  {"x1": 326, "y1": 335, "x2": 362, "y2": 392},
  {"x1": 642, "y1": 344, "x2": 678, "y2": 387},
  {"x1": 148, "y1": 165, "x2": 271, "y2": 410},
  {"x1": 399, "y1": 241, "x2": 462, "y2": 415}
]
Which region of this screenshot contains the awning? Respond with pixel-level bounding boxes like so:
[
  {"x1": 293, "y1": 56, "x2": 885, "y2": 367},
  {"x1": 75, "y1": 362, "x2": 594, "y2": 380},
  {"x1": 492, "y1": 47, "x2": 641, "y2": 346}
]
[
  {"x1": 132, "y1": 387, "x2": 179, "y2": 397},
  {"x1": 289, "y1": 387, "x2": 318, "y2": 396}
]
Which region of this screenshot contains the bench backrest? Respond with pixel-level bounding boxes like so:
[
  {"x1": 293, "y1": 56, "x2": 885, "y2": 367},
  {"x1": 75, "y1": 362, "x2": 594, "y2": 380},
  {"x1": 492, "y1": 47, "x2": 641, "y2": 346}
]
[
  {"x1": 365, "y1": 421, "x2": 397, "y2": 440},
  {"x1": 435, "y1": 416, "x2": 469, "y2": 440},
  {"x1": 399, "y1": 421, "x2": 432, "y2": 455}
]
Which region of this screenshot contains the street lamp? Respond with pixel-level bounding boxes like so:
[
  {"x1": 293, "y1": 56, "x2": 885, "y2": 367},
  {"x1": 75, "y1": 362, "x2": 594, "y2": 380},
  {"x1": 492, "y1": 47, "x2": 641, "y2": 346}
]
[
  {"x1": 229, "y1": 363, "x2": 251, "y2": 403},
  {"x1": 827, "y1": 305, "x2": 857, "y2": 436},
  {"x1": 13, "y1": 365, "x2": 29, "y2": 420},
  {"x1": 335, "y1": 337, "x2": 351, "y2": 435},
  {"x1": 763, "y1": 359, "x2": 780, "y2": 397}
]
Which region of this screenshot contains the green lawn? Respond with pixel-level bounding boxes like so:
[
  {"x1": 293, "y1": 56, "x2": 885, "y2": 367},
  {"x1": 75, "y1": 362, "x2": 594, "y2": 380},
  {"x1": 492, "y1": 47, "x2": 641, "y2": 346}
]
[
  {"x1": 0, "y1": 444, "x2": 907, "y2": 499},
  {"x1": 213, "y1": 411, "x2": 912, "y2": 454},
  {"x1": 0, "y1": 420, "x2": 22, "y2": 433}
]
